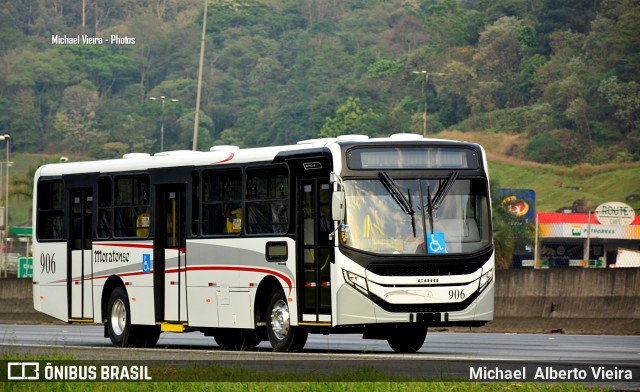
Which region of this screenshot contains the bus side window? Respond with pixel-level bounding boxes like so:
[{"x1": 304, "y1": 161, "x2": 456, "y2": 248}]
[
  {"x1": 114, "y1": 176, "x2": 150, "y2": 238},
  {"x1": 202, "y1": 169, "x2": 242, "y2": 235},
  {"x1": 245, "y1": 166, "x2": 289, "y2": 235},
  {"x1": 36, "y1": 181, "x2": 64, "y2": 240},
  {"x1": 97, "y1": 177, "x2": 112, "y2": 238}
]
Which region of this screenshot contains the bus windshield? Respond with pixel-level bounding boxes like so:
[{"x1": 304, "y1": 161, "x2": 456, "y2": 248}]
[{"x1": 341, "y1": 177, "x2": 491, "y2": 255}]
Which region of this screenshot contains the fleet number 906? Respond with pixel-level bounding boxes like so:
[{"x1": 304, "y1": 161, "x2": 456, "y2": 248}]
[
  {"x1": 40, "y1": 253, "x2": 56, "y2": 274},
  {"x1": 448, "y1": 289, "x2": 465, "y2": 300}
]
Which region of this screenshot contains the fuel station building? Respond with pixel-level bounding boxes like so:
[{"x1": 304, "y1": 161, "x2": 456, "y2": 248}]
[{"x1": 535, "y1": 203, "x2": 640, "y2": 267}]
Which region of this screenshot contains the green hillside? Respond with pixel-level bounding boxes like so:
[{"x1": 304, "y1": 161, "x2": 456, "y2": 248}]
[
  {"x1": 490, "y1": 161, "x2": 640, "y2": 212},
  {"x1": 433, "y1": 130, "x2": 640, "y2": 213},
  {"x1": 1, "y1": 0, "x2": 639, "y2": 168}
]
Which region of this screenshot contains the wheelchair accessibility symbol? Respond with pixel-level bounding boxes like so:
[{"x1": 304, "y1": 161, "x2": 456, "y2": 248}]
[
  {"x1": 142, "y1": 254, "x2": 151, "y2": 273},
  {"x1": 427, "y1": 233, "x2": 447, "y2": 254}
]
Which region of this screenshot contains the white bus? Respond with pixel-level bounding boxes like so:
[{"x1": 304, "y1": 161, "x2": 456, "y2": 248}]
[{"x1": 32, "y1": 134, "x2": 494, "y2": 352}]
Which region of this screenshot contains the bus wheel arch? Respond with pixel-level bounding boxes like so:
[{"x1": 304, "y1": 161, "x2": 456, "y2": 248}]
[
  {"x1": 105, "y1": 285, "x2": 133, "y2": 347},
  {"x1": 101, "y1": 276, "x2": 125, "y2": 324},
  {"x1": 102, "y1": 277, "x2": 160, "y2": 348},
  {"x1": 254, "y1": 276, "x2": 281, "y2": 341}
]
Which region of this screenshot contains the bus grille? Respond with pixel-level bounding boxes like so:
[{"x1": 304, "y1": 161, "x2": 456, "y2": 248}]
[{"x1": 370, "y1": 290, "x2": 479, "y2": 313}]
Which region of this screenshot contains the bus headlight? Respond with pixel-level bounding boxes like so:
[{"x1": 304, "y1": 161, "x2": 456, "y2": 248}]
[
  {"x1": 343, "y1": 270, "x2": 368, "y2": 294},
  {"x1": 479, "y1": 268, "x2": 494, "y2": 292}
]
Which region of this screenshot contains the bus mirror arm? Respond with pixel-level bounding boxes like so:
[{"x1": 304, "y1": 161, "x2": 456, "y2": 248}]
[{"x1": 330, "y1": 171, "x2": 346, "y2": 222}]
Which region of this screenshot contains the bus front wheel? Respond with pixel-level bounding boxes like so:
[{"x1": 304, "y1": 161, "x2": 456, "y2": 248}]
[
  {"x1": 387, "y1": 327, "x2": 427, "y2": 353},
  {"x1": 266, "y1": 289, "x2": 307, "y2": 351}
]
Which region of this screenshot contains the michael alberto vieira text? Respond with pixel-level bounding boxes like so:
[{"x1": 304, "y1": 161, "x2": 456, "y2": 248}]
[{"x1": 470, "y1": 366, "x2": 634, "y2": 381}]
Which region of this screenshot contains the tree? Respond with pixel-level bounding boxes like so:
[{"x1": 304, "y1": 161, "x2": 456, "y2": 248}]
[
  {"x1": 421, "y1": 0, "x2": 469, "y2": 54},
  {"x1": 319, "y1": 97, "x2": 382, "y2": 138},
  {"x1": 598, "y1": 76, "x2": 640, "y2": 136},
  {"x1": 535, "y1": 0, "x2": 602, "y2": 54},
  {"x1": 471, "y1": 16, "x2": 527, "y2": 109},
  {"x1": 435, "y1": 61, "x2": 475, "y2": 125},
  {"x1": 524, "y1": 131, "x2": 563, "y2": 163},
  {"x1": 565, "y1": 97, "x2": 592, "y2": 152},
  {"x1": 473, "y1": 17, "x2": 524, "y2": 83},
  {"x1": 177, "y1": 110, "x2": 214, "y2": 151},
  {"x1": 54, "y1": 84, "x2": 100, "y2": 154},
  {"x1": 524, "y1": 129, "x2": 588, "y2": 165},
  {"x1": 5, "y1": 89, "x2": 41, "y2": 151},
  {"x1": 366, "y1": 59, "x2": 403, "y2": 79},
  {"x1": 66, "y1": 45, "x2": 137, "y2": 97}
]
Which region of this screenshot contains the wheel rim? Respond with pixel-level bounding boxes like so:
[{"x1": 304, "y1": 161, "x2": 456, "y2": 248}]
[
  {"x1": 270, "y1": 299, "x2": 290, "y2": 341},
  {"x1": 110, "y1": 299, "x2": 126, "y2": 336}
]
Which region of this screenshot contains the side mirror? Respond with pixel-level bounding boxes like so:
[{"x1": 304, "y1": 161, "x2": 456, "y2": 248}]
[{"x1": 332, "y1": 190, "x2": 345, "y2": 221}]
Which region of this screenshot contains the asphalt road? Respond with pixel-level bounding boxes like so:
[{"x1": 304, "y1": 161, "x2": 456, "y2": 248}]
[
  {"x1": 0, "y1": 324, "x2": 638, "y2": 360},
  {"x1": 0, "y1": 325, "x2": 639, "y2": 385}
]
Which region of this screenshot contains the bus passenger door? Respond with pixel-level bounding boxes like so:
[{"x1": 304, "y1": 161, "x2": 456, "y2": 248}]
[
  {"x1": 298, "y1": 177, "x2": 333, "y2": 325},
  {"x1": 68, "y1": 189, "x2": 93, "y2": 321},
  {"x1": 154, "y1": 185, "x2": 188, "y2": 323}
]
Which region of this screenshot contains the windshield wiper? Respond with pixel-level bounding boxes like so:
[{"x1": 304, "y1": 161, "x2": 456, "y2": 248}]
[
  {"x1": 379, "y1": 172, "x2": 416, "y2": 237},
  {"x1": 421, "y1": 171, "x2": 459, "y2": 236},
  {"x1": 431, "y1": 171, "x2": 458, "y2": 211}
]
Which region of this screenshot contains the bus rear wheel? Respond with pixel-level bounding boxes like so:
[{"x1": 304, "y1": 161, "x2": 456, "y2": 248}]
[
  {"x1": 132, "y1": 325, "x2": 161, "y2": 348},
  {"x1": 266, "y1": 289, "x2": 307, "y2": 351},
  {"x1": 387, "y1": 327, "x2": 427, "y2": 353},
  {"x1": 214, "y1": 330, "x2": 261, "y2": 350},
  {"x1": 106, "y1": 287, "x2": 134, "y2": 347}
]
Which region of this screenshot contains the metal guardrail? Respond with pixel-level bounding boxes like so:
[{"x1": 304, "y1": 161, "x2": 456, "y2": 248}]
[{"x1": 1, "y1": 253, "x2": 22, "y2": 277}]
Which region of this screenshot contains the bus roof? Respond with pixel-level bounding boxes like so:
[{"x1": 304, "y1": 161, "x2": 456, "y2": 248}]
[{"x1": 35, "y1": 134, "x2": 481, "y2": 178}]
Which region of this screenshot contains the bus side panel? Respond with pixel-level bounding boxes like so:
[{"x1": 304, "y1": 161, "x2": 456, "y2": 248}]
[
  {"x1": 126, "y1": 286, "x2": 157, "y2": 325},
  {"x1": 217, "y1": 290, "x2": 253, "y2": 329},
  {"x1": 186, "y1": 238, "x2": 296, "y2": 329},
  {"x1": 92, "y1": 242, "x2": 156, "y2": 325},
  {"x1": 186, "y1": 286, "x2": 219, "y2": 328},
  {"x1": 32, "y1": 241, "x2": 69, "y2": 322}
]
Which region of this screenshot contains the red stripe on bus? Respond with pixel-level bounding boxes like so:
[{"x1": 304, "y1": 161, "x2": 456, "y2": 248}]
[
  {"x1": 212, "y1": 152, "x2": 234, "y2": 164},
  {"x1": 169, "y1": 265, "x2": 293, "y2": 293},
  {"x1": 91, "y1": 270, "x2": 151, "y2": 281},
  {"x1": 89, "y1": 265, "x2": 293, "y2": 294}
]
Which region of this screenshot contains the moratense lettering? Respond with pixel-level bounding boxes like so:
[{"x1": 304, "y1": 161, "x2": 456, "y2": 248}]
[{"x1": 94, "y1": 250, "x2": 130, "y2": 263}]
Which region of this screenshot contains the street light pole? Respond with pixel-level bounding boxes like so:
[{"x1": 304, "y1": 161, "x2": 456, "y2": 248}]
[
  {"x1": 0, "y1": 135, "x2": 9, "y2": 278},
  {"x1": 412, "y1": 70, "x2": 445, "y2": 137},
  {"x1": 193, "y1": 0, "x2": 208, "y2": 151},
  {"x1": 149, "y1": 96, "x2": 179, "y2": 152}
]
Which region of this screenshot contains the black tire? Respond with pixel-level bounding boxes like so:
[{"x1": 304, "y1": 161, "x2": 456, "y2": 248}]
[
  {"x1": 106, "y1": 287, "x2": 134, "y2": 347},
  {"x1": 266, "y1": 289, "x2": 308, "y2": 352},
  {"x1": 214, "y1": 330, "x2": 261, "y2": 350},
  {"x1": 387, "y1": 327, "x2": 427, "y2": 353},
  {"x1": 131, "y1": 325, "x2": 161, "y2": 348}
]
